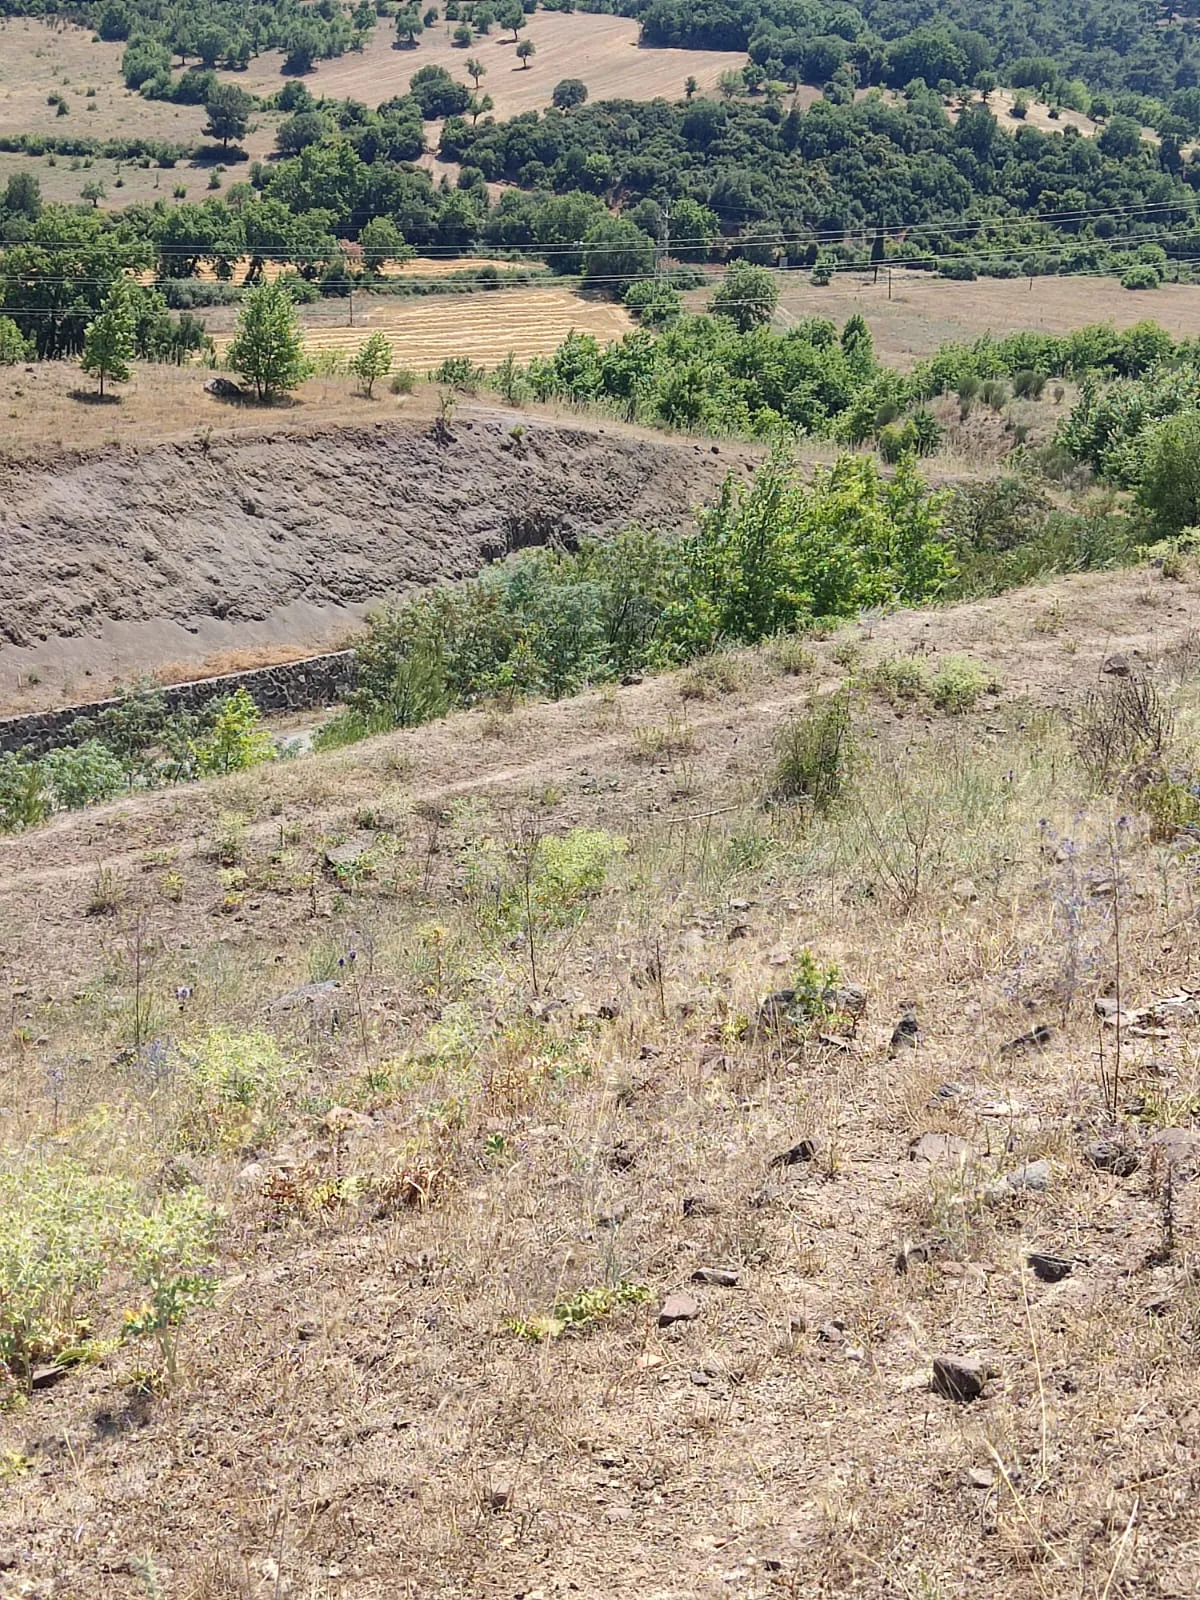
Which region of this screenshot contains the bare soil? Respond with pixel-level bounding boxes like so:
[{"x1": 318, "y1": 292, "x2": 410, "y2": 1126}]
[{"x1": 0, "y1": 405, "x2": 755, "y2": 711}]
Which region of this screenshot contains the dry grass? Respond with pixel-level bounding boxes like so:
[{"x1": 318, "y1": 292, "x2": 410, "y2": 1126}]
[
  {"x1": 759, "y1": 267, "x2": 1200, "y2": 368},
  {"x1": 3, "y1": 563, "x2": 1200, "y2": 1596},
  {"x1": 235, "y1": 12, "x2": 748, "y2": 116}
]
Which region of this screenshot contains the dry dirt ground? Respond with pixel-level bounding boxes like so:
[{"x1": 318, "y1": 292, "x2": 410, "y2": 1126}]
[
  {"x1": 0, "y1": 399, "x2": 755, "y2": 711},
  {"x1": 234, "y1": 13, "x2": 747, "y2": 117},
  {"x1": 763, "y1": 270, "x2": 1200, "y2": 367},
  {"x1": 4, "y1": 562, "x2": 1200, "y2": 1598}
]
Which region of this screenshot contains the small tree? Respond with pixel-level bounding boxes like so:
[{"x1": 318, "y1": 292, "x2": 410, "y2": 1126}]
[
  {"x1": 465, "y1": 55, "x2": 485, "y2": 87},
  {"x1": 81, "y1": 178, "x2": 107, "y2": 207},
  {"x1": 204, "y1": 82, "x2": 253, "y2": 149},
  {"x1": 360, "y1": 216, "x2": 411, "y2": 271},
  {"x1": 395, "y1": 5, "x2": 424, "y2": 45},
  {"x1": 227, "y1": 281, "x2": 312, "y2": 402},
  {"x1": 81, "y1": 280, "x2": 135, "y2": 398},
  {"x1": 498, "y1": 1, "x2": 524, "y2": 40},
  {"x1": 552, "y1": 77, "x2": 587, "y2": 111},
  {"x1": 684, "y1": 74, "x2": 697, "y2": 99},
  {"x1": 710, "y1": 260, "x2": 779, "y2": 332},
  {"x1": 0, "y1": 316, "x2": 31, "y2": 365},
  {"x1": 516, "y1": 37, "x2": 534, "y2": 68},
  {"x1": 350, "y1": 331, "x2": 393, "y2": 397},
  {"x1": 468, "y1": 91, "x2": 494, "y2": 126}
]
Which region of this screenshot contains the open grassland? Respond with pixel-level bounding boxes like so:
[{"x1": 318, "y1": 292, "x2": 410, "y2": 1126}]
[
  {"x1": 3, "y1": 560, "x2": 1200, "y2": 1596},
  {"x1": 761, "y1": 269, "x2": 1200, "y2": 367},
  {"x1": 235, "y1": 12, "x2": 747, "y2": 116}
]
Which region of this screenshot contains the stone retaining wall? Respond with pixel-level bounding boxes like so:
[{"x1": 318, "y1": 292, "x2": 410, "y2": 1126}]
[{"x1": 0, "y1": 651, "x2": 357, "y2": 757}]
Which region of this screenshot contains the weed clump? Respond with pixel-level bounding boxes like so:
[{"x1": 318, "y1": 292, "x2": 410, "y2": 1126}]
[{"x1": 769, "y1": 693, "x2": 854, "y2": 812}]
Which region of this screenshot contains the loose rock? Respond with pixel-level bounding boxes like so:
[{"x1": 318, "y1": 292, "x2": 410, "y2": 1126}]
[
  {"x1": 908, "y1": 1132, "x2": 971, "y2": 1164},
  {"x1": 691, "y1": 1267, "x2": 740, "y2": 1288},
  {"x1": 1027, "y1": 1251, "x2": 1073, "y2": 1283},
  {"x1": 1148, "y1": 1126, "x2": 1200, "y2": 1181},
  {"x1": 769, "y1": 1139, "x2": 817, "y2": 1169},
  {"x1": 987, "y1": 1159, "x2": 1051, "y2": 1200},
  {"x1": 931, "y1": 1355, "x2": 986, "y2": 1403},
  {"x1": 658, "y1": 1293, "x2": 700, "y2": 1327}
]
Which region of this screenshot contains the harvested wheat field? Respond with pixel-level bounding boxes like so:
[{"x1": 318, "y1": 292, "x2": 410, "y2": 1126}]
[
  {"x1": 235, "y1": 12, "x2": 747, "y2": 116},
  {"x1": 4, "y1": 557, "x2": 1200, "y2": 1598},
  {"x1": 206, "y1": 285, "x2": 636, "y2": 366}
]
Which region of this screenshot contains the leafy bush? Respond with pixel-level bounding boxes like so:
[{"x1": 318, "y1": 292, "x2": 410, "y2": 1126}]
[
  {"x1": 189, "y1": 687, "x2": 275, "y2": 775},
  {"x1": 0, "y1": 1157, "x2": 218, "y2": 1387}
]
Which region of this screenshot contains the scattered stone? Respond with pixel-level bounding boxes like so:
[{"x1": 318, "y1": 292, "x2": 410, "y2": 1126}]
[
  {"x1": 930, "y1": 1081, "x2": 970, "y2": 1104},
  {"x1": 966, "y1": 1467, "x2": 996, "y2": 1491},
  {"x1": 269, "y1": 980, "x2": 341, "y2": 1020},
  {"x1": 889, "y1": 1009, "x2": 921, "y2": 1054},
  {"x1": 1148, "y1": 1126, "x2": 1200, "y2": 1181},
  {"x1": 595, "y1": 1202, "x2": 628, "y2": 1230},
  {"x1": 235, "y1": 1161, "x2": 267, "y2": 1193},
  {"x1": 691, "y1": 1267, "x2": 740, "y2": 1288},
  {"x1": 296, "y1": 1321, "x2": 319, "y2": 1341},
  {"x1": 1027, "y1": 1252, "x2": 1073, "y2": 1283},
  {"x1": 729, "y1": 898, "x2": 751, "y2": 912},
  {"x1": 987, "y1": 1159, "x2": 1051, "y2": 1200},
  {"x1": 323, "y1": 831, "x2": 377, "y2": 876},
  {"x1": 682, "y1": 1194, "x2": 720, "y2": 1218},
  {"x1": 0, "y1": 1552, "x2": 16, "y2": 1571},
  {"x1": 931, "y1": 1355, "x2": 986, "y2": 1404},
  {"x1": 597, "y1": 1001, "x2": 621, "y2": 1022},
  {"x1": 605, "y1": 1141, "x2": 637, "y2": 1171},
  {"x1": 29, "y1": 1364, "x2": 69, "y2": 1392},
  {"x1": 1000, "y1": 1024, "x2": 1053, "y2": 1055},
  {"x1": 690, "y1": 1369, "x2": 711, "y2": 1386},
  {"x1": 1101, "y1": 653, "x2": 1132, "y2": 677},
  {"x1": 769, "y1": 1139, "x2": 817, "y2": 1169},
  {"x1": 727, "y1": 922, "x2": 751, "y2": 941},
  {"x1": 894, "y1": 1236, "x2": 947, "y2": 1273},
  {"x1": 817, "y1": 1319, "x2": 847, "y2": 1344},
  {"x1": 658, "y1": 1293, "x2": 700, "y2": 1327},
  {"x1": 1085, "y1": 1138, "x2": 1140, "y2": 1177},
  {"x1": 908, "y1": 1132, "x2": 971, "y2": 1164},
  {"x1": 485, "y1": 1474, "x2": 515, "y2": 1512},
  {"x1": 203, "y1": 375, "x2": 245, "y2": 399},
  {"x1": 951, "y1": 878, "x2": 980, "y2": 904}
]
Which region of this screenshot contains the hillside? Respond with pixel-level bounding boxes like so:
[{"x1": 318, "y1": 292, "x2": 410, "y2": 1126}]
[
  {"x1": 2, "y1": 560, "x2": 1200, "y2": 1598},
  {"x1": 0, "y1": 409, "x2": 755, "y2": 712}
]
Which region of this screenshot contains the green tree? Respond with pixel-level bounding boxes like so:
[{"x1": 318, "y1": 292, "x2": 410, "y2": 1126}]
[
  {"x1": 580, "y1": 218, "x2": 655, "y2": 293},
  {"x1": 465, "y1": 56, "x2": 485, "y2": 88},
  {"x1": 710, "y1": 261, "x2": 779, "y2": 332},
  {"x1": 350, "y1": 330, "x2": 393, "y2": 396},
  {"x1": 204, "y1": 82, "x2": 254, "y2": 149},
  {"x1": 516, "y1": 38, "x2": 535, "y2": 68},
  {"x1": 227, "y1": 281, "x2": 313, "y2": 402},
  {"x1": 81, "y1": 279, "x2": 135, "y2": 398},
  {"x1": 1137, "y1": 411, "x2": 1200, "y2": 534},
  {"x1": 0, "y1": 316, "x2": 30, "y2": 364},
  {"x1": 359, "y1": 216, "x2": 411, "y2": 270},
  {"x1": 552, "y1": 78, "x2": 587, "y2": 110},
  {"x1": 498, "y1": 1, "x2": 525, "y2": 40},
  {"x1": 80, "y1": 180, "x2": 107, "y2": 208},
  {"x1": 395, "y1": 5, "x2": 424, "y2": 45}
]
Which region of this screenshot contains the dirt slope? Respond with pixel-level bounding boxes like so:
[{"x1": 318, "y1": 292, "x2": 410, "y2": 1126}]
[
  {"x1": 3, "y1": 565, "x2": 1200, "y2": 1600},
  {"x1": 0, "y1": 412, "x2": 752, "y2": 712}
]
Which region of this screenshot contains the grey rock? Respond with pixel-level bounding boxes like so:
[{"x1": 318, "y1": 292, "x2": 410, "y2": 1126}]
[
  {"x1": 1000, "y1": 1024, "x2": 1053, "y2": 1054},
  {"x1": 691, "y1": 1267, "x2": 740, "y2": 1288},
  {"x1": 890, "y1": 1011, "x2": 921, "y2": 1053},
  {"x1": 323, "y1": 830, "x2": 378, "y2": 875},
  {"x1": 894, "y1": 1236, "x2": 947, "y2": 1273},
  {"x1": 1101, "y1": 653, "x2": 1132, "y2": 677},
  {"x1": 1148, "y1": 1126, "x2": 1200, "y2": 1181},
  {"x1": 951, "y1": 878, "x2": 980, "y2": 903},
  {"x1": 682, "y1": 1194, "x2": 720, "y2": 1218},
  {"x1": 908, "y1": 1132, "x2": 971, "y2": 1164},
  {"x1": 769, "y1": 1138, "x2": 817, "y2": 1169},
  {"x1": 931, "y1": 1355, "x2": 986, "y2": 1403},
  {"x1": 1085, "y1": 1138, "x2": 1140, "y2": 1177},
  {"x1": 1027, "y1": 1252, "x2": 1073, "y2": 1283},
  {"x1": 988, "y1": 1159, "x2": 1051, "y2": 1199},
  {"x1": 658, "y1": 1292, "x2": 700, "y2": 1327}
]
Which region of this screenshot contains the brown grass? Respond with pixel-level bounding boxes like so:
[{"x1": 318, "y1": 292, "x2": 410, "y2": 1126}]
[
  {"x1": 235, "y1": 12, "x2": 747, "y2": 117},
  {"x1": 3, "y1": 562, "x2": 1200, "y2": 1596},
  {"x1": 759, "y1": 267, "x2": 1200, "y2": 367}
]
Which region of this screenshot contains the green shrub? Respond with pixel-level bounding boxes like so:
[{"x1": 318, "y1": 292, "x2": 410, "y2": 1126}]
[
  {"x1": 0, "y1": 755, "x2": 49, "y2": 833},
  {"x1": 869, "y1": 654, "x2": 932, "y2": 703},
  {"x1": 0, "y1": 1157, "x2": 218, "y2": 1387},
  {"x1": 769, "y1": 692, "x2": 854, "y2": 811},
  {"x1": 190, "y1": 687, "x2": 274, "y2": 775},
  {"x1": 390, "y1": 366, "x2": 417, "y2": 395},
  {"x1": 41, "y1": 739, "x2": 127, "y2": 809},
  {"x1": 928, "y1": 656, "x2": 997, "y2": 712},
  {"x1": 172, "y1": 1029, "x2": 299, "y2": 1153}
]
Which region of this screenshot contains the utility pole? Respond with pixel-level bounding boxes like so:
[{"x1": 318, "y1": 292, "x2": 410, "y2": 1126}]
[{"x1": 658, "y1": 197, "x2": 671, "y2": 280}]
